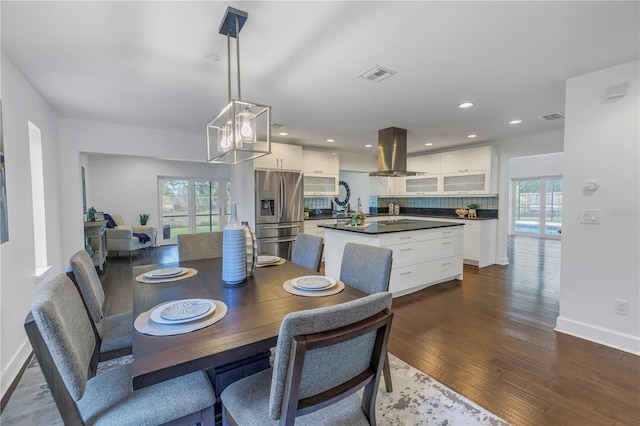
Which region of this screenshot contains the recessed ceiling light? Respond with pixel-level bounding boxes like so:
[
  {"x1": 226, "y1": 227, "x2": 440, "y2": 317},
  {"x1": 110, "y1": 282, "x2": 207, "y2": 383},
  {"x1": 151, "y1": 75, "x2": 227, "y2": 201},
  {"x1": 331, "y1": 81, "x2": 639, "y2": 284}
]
[
  {"x1": 467, "y1": 134, "x2": 478, "y2": 138},
  {"x1": 508, "y1": 119, "x2": 523, "y2": 125},
  {"x1": 424, "y1": 142, "x2": 434, "y2": 146},
  {"x1": 457, "y1": 102, "x2": 475, "y2": 109},
  {"x1": 364, "y1": 144, "x2": 373, "y2": 148},
  {"x1": 278, "y1": 132, "x2": 289, "y2": 136},
  {"x1": 326, "y1": 139, "x2": 335, "y2": 143}
]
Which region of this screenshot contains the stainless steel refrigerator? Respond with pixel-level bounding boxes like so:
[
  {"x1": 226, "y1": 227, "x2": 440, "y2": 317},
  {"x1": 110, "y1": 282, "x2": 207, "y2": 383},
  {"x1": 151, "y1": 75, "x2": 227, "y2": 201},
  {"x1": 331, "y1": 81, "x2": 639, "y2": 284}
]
[{"x1": 255, "y1": 170, "x2": 304, "y2": 260}]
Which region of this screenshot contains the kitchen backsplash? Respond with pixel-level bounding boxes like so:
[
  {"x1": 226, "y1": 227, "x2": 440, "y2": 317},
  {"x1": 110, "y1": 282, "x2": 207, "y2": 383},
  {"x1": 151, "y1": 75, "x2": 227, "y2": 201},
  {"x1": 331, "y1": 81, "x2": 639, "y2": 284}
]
[
  {"x1": 305, "y1": 197, "x2": 333, "y2": 209},
  {"x1": 370, "y1": 195, "x2": 499, "y2": 210},
  {"x1": 307, "y1": 195, "x2": 499, "y2": 212}
]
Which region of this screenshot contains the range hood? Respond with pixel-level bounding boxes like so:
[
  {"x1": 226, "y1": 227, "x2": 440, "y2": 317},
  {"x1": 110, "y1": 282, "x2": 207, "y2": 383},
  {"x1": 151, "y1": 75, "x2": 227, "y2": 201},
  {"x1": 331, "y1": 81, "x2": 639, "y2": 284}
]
[{"x1": 369, "y1": 127, "x2": 417, "y2": 177}]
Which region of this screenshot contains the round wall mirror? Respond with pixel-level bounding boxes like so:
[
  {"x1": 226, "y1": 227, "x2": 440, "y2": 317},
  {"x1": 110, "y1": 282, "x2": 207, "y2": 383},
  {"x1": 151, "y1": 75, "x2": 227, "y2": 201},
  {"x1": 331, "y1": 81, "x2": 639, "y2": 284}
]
[{"x1": 334, "y1": 181, "x2": 350, "y2": 207}]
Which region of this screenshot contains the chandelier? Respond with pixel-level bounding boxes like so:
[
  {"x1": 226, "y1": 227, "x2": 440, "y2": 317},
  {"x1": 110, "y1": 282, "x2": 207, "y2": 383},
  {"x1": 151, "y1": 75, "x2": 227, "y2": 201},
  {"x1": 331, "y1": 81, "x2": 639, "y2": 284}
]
[{"x1": 206, "y1": 7, "x2": 271, "y2": 164}]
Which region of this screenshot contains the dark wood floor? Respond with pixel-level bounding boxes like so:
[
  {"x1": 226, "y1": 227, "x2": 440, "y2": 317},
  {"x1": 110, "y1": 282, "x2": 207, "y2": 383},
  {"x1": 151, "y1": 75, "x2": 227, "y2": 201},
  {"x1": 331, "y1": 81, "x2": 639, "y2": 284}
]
[{"x1": 102, "y1": 238, "x2": 639, "y2": 426}]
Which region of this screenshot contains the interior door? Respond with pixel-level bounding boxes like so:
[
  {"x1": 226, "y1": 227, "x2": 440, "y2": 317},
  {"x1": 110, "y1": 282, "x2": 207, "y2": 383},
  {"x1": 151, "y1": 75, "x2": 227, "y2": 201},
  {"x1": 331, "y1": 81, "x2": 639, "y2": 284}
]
[{"x1": 511, "y1": 177, "x2": 562, "y2": 239}]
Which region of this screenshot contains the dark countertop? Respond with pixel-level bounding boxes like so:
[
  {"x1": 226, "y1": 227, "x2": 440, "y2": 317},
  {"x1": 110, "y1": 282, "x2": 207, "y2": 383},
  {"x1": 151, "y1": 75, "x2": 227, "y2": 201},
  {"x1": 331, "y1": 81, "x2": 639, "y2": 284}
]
[
  {"x1": 318, "y1": 218, "x2": 464, "y2": 234},
  {"x1": 306, "y1": 212, "x2": 497, "y2": 221}
]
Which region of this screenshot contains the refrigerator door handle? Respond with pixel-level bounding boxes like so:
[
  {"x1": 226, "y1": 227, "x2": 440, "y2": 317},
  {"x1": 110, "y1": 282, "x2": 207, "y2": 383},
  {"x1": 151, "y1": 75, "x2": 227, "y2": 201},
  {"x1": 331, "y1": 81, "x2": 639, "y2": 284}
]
[
  {"x1": 279, "y1": 175, "x2": 285, "y2": 221},
  {"x1": 263, "y1": 238, "x2": 297, "y2": 244},
  {"x1": 263, "y1": 224, "x2": 301, "y2": 230}
]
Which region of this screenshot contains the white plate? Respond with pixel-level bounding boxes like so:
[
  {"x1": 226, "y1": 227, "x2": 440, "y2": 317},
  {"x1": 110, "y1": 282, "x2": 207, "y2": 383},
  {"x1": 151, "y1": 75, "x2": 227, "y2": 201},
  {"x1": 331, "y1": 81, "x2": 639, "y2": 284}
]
[
  {"x1": 144, "y1": 267, "x2": 187, "y2": 278},
  {"x1": 150, "y1": 299, "x2": 215, "y2": 324},
  {"x1": 291, "y1": 275, "x2": 337, "y2": 291},
  {"x1": 257, "y1": 255, "x2": 279, "y2": 265}
]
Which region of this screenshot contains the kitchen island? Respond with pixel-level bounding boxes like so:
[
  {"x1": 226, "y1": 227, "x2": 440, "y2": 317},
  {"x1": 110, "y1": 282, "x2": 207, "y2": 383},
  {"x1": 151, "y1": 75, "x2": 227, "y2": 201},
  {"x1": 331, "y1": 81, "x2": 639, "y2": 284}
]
[{"x1": 320, "y1": 219, "x2": 464, "y2": 297}]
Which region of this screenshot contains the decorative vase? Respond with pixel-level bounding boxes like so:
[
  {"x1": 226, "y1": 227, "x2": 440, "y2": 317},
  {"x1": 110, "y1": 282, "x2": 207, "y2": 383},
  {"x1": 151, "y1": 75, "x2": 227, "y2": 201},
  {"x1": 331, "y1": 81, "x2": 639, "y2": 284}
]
[
  {"x1": 241, "y1": 221, "x2": 258, "y2": 277},
  {"x1": 222, "y1": 202, "x2": 246, "y2": 285}
]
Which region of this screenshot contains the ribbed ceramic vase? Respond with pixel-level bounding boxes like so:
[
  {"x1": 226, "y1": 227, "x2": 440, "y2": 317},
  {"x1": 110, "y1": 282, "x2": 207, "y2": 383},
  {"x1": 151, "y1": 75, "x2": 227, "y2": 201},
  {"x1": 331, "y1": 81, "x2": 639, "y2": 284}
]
[
  {"x1": 241, "y1": 221, "x2": 258, "y2": 277},
  {"x1": 222, "y1": 202, "x2": 246, "y2": 285}
]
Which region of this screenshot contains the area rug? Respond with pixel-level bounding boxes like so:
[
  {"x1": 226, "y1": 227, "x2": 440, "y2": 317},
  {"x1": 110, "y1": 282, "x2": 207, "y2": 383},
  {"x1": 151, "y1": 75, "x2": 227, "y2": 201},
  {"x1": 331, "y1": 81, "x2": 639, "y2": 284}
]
[{"x1": 2, "y1": 353, "x2": 508, "y2": 425}]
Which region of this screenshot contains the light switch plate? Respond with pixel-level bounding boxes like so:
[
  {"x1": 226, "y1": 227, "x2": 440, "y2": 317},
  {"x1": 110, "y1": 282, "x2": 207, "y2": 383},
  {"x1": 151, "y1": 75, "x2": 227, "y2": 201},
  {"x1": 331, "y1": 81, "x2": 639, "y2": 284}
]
[{"x1": 580, "y1": 209, "x2": 600, "y2": 224}]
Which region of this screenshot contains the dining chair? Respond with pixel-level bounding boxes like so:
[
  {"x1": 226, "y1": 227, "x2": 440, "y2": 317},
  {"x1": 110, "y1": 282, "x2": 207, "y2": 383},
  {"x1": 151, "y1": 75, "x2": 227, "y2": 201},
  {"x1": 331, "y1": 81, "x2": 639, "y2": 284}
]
[
  {"x1": 69, "y1": 249, "x2": 132, "y2": 361},
  {"x1": 291, "y1": 233, "x2": 324, "y2": 272},
  {"x1": 221, "y1": 292, "x2": 393, "y2": 426},
  {"x1": 24, "y1": 273, "x2": 216, "y2": 426},
  {"x1": 339, "y1": 242, "x2": 394, "y2": 392},
  {"x1": 177, "y1": 231, "x2": 223, "y2": 261}
]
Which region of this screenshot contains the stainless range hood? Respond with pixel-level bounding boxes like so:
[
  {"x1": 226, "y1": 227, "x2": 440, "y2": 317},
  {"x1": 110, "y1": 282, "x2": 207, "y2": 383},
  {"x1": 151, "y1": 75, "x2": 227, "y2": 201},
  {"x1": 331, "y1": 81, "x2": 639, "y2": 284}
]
[{"x1": 369, "y1": 127, "x2": 417, "y2": 177}]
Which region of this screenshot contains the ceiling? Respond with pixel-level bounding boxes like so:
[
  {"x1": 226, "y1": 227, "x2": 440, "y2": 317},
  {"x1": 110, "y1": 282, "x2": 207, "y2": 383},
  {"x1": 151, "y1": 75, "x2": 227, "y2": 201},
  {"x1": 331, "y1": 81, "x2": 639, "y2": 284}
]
[{"x1": 2, "y1": 1, "x2": 639, "y2": 156}]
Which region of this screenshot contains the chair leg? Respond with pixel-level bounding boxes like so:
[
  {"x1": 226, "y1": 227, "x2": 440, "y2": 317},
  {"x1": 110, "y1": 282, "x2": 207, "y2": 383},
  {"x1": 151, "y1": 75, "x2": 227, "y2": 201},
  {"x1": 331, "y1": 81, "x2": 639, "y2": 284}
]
[{"x1": 383, "y1": 351, "x2": 393, "y2": 392}]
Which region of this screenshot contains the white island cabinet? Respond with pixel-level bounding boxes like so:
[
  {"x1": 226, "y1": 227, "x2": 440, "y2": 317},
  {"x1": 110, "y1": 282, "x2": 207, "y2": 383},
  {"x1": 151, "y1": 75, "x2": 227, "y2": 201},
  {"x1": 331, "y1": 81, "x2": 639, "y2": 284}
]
[{"x1": 321, "y1": 220, "x2": 464, "y2": 297}]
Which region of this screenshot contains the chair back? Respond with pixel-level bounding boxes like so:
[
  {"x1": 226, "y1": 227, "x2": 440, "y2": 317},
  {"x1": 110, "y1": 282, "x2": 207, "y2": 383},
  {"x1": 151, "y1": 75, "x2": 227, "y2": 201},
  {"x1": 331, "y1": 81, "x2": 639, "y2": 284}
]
[
  {"x1": 70, "y1": 249, "x2": 106, "y2": 322},
  {"x1": 339, "y1": 243, "x2": 393, "y2": 294},
  {"x1": 270, "y1": 292, "x2": 393, "y2": 424},
  {"x1": 291, "y1": 233, "x2": 324, "y2": 272},
  {"x1": 25, "y1": 274, "x2": 100, "y2": 424},
  {"x1": 177, "y1": 231, "x2": 223, "y2": 261}
]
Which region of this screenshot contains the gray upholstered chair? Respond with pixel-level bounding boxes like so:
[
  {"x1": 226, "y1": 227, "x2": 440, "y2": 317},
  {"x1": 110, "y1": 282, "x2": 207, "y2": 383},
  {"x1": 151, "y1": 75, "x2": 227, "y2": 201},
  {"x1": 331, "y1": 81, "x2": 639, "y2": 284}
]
[
  {"x1": 70, "y1": 249, "x2": 132, "y2": 361},
  {"x1": 177, "y1": 231, "x2": 223, "y2": 261},
  {"x1": 221, "y1": 292, "x2": 393, "y2": 426},
  {"x1": 340, "y1": 242, "x2": 394, "y2": 392},
  {"x1": 24, "y1": 274, "x2": 215, "y2": 426},
  {"x1": 291, "y1": 233, "x2": 324, "y2": 272}
]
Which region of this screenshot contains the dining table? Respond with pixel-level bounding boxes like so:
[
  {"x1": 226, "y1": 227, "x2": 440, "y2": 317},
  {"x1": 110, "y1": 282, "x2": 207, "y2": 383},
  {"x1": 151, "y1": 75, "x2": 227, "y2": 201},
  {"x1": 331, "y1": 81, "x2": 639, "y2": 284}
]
[{"x1": 131, "y1": 256, "x2": 364, "y2": 416}]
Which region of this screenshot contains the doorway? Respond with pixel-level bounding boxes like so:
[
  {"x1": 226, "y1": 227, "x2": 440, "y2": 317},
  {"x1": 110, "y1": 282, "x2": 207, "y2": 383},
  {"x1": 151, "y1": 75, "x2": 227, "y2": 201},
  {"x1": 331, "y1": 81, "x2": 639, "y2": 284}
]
[
  {"x1": 158, "y1": 177, "x2": 231, "y2": 245},
  {"x1": 511, "y1": 177, "x2": 562, "y2": 240}
]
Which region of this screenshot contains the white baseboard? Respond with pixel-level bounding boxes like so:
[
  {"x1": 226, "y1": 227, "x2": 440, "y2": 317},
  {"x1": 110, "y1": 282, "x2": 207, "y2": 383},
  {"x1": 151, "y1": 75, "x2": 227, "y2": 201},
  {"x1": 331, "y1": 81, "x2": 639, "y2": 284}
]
[
  {"x1": 495, "y1": 256, "x2": 509, "y2": 265},
  {"x1": 555, "y1": 316, "x2": 640, "y2": 355},
  {"x1": 1, "y1": 340, "x2": 32, "y2": 400}
]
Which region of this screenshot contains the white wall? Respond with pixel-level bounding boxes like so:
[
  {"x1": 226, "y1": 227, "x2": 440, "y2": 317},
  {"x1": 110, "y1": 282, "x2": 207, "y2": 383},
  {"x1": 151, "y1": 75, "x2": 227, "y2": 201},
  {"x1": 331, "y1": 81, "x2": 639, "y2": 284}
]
[
  {"x1": 556, "y1": 60, "x2": 639, "y2": 354},
  {"x1": 87, "y1": 154, "x2": 231, "y2": 242},
  {"x1": 339, "y1": 171, "x2": 371, "y2": 212},
  {"x1": 1, "y1": 54, "x2": 63, "y2": 396}
]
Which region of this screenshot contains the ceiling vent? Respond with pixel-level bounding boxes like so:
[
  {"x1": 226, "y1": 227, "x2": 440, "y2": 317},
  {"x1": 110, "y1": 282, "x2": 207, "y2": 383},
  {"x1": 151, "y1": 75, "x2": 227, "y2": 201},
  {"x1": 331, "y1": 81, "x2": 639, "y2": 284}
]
[
  {"x1": 538, "y1": 112, "x2": 565, "y2": 121},
  {"x1": 357, "y1": 66, "x2": 396, "y2": 83}
]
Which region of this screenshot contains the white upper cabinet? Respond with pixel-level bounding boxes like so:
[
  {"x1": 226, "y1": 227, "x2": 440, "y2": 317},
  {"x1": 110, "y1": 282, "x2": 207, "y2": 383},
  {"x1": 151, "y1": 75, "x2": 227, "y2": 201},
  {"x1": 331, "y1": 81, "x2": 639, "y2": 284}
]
[
  {"x1": 370, "y1": 176, "x2": 403, "y2": 196},
  {"x1": 302, "y1": 150, "x2": 339, "y2": 175},
  {"x1": 254, "y1": 143, "x2": 302, "y2": 171},
  {"x1": 440, "y1": 146, "x2": 498, "y2": 195},
  {"x1": 302, "y1": 150, "x2": 339, "y2": 196},
  {"x1": 440, "y1": 146, "x2": 493, "y2": 173},
  {"x1": 407, "y1": 153, "x2": 441, "y2": 175}
]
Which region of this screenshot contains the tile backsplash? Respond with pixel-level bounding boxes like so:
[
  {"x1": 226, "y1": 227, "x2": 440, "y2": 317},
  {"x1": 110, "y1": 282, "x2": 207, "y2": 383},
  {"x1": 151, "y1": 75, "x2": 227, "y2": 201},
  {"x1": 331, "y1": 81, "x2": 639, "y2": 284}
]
[
  {"x1": 304, "y1": 197, "x2": 333, "y2": 209},
  {"x1": 370, "y1": 195, "x2": 499, "y2": 210}
]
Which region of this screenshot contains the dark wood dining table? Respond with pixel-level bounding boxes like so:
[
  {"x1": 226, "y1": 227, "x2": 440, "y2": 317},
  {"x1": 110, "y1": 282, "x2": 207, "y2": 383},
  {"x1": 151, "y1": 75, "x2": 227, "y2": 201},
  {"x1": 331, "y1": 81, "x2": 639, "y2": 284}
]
[{"x1": 131, "y1": 257, "x2": 364, "y2": 404}]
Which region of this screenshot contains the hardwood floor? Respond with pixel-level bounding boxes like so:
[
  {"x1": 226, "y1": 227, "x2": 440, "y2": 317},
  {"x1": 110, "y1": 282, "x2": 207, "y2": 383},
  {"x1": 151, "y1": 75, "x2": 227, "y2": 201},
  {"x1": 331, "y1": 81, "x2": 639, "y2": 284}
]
[{"x1": 101, "y1": 238, "x2": 639, "y2": 425}]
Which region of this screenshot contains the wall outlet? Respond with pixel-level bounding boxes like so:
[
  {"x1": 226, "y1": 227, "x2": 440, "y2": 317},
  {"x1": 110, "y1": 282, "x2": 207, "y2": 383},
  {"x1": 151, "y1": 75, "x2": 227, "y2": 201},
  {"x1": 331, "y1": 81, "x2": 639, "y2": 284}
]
[{"x1": 615, "y1": 299, "x2": 629, "y2": 316}]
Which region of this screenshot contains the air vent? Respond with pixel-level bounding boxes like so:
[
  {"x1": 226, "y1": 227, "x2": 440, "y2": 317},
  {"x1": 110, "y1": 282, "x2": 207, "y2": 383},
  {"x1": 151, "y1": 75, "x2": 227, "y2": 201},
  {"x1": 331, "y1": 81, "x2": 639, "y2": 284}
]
[
  {"x1": 357, "y1": 66, "x2": 396, "y2": 83},
  {"x1": 538, "y1": 112, "x2": 565, "y2": 121}
]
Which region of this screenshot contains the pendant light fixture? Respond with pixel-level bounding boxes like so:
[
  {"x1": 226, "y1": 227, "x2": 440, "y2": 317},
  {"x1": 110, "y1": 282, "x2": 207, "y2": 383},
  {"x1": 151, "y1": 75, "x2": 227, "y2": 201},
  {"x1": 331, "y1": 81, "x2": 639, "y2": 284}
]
[{"x1": 206, "y1": 7, "x2": 271, "y2": 164}]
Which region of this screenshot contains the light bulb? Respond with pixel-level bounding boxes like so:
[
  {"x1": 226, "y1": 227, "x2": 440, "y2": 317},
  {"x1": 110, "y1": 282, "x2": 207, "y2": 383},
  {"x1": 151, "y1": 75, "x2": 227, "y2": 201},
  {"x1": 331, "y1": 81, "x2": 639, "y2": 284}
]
[{"x1": 241, "y1": 121, "x2": 253, "y2": 137}]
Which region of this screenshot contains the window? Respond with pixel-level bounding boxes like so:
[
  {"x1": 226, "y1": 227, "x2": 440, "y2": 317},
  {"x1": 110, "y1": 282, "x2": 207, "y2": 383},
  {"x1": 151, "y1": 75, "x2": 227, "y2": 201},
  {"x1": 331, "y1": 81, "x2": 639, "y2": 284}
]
[
  {"x1": 158, "y1": 177, "x2": 230, "y2": 244},
  {"x1": 28, "y1": 121, "x2": 49, "y2": 275}
]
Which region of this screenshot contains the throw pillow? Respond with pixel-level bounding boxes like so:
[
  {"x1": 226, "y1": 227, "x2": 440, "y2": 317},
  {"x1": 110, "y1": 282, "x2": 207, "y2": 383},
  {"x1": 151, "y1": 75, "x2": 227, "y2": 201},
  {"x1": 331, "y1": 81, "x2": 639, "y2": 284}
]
[{"x1": 104, "y1": 213, "x2": 118, "y2": 229}]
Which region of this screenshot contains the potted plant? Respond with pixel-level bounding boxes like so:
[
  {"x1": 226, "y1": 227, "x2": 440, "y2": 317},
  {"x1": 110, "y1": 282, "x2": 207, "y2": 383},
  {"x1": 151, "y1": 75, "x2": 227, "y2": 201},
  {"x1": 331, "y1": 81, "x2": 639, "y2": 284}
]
[
  {"x1": 138, "y1": 213, "x2": 150, "y2": 226},
  {"x1": 303, "y1": 207, "x2": 310, "y2": 219},
  {"x1": 467, "y1": 204, "x2": 479, "y2": 219}
]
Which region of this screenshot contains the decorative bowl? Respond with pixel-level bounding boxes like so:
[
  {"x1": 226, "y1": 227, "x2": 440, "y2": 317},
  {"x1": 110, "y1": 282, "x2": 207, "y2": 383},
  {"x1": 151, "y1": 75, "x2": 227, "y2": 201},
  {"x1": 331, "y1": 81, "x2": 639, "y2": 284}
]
[{"x1": 455, "y1": 208, "x2": 468, "y2": 218}]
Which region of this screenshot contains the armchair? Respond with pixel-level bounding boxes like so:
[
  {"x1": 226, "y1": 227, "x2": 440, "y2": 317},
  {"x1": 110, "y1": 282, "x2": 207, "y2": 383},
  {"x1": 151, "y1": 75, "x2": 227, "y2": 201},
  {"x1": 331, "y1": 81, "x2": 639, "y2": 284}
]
[{"x1": 105, "y1": 213, "x2": 155, "y2": 257}]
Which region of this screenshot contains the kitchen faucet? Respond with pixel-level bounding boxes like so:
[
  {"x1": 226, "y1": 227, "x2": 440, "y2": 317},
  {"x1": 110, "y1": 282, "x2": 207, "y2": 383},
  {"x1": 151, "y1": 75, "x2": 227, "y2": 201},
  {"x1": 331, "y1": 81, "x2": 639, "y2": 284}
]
[{"x1": 357, "y1": 197, "x2": 362, "y2": 212}]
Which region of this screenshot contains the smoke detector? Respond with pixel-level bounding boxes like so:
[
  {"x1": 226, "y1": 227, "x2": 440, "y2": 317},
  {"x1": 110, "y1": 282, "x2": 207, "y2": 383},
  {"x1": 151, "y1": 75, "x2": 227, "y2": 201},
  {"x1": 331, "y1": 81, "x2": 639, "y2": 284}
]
[
  {"x1": 357, "y1": 66, "x2": 397, "y2": 83},
  {"x1": 538, "y1": 112, "x2": 565, "y2": 121}
]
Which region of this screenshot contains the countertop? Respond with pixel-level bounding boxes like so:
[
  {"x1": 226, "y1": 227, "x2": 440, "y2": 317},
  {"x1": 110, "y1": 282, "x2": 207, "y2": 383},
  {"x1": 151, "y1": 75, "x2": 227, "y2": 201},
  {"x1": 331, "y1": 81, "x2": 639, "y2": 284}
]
[
  {"x1": 318, "y1": 218, "x2": 464, "y2": 234},
  {"x1": 306, "y1": 213, "x2": 497, "y2": 221}
]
